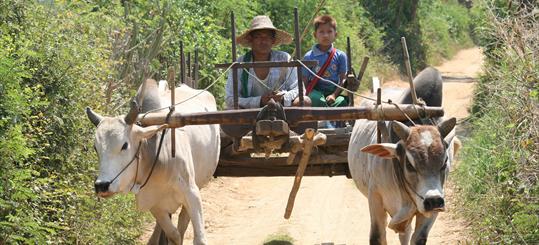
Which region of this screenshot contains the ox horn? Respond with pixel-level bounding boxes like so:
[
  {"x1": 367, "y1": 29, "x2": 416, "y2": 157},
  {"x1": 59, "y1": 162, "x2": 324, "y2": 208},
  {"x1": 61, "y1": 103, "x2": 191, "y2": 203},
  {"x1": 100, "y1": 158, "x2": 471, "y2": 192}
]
[
  {"x1": 392, "y1": 121, "x2": 410, "y2": 141},
  {"x1": 124, "y1": 100, "x2": 140, "y2": 125},
  {"x1": 86, "y1": 107, "x2": 103, "y2": 127},
  {"x1": 124, "y1": 79, "x2": 150, "y2": 125},
  {"x1": 437, "y1": 117, "x2": 456, "y2": 138}
]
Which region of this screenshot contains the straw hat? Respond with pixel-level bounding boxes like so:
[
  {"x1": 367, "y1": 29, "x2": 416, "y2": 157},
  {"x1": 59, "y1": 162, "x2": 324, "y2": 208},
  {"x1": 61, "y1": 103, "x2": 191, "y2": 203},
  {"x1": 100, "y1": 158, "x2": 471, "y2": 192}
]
[{"x1": 236, "y1": 16, "x2": 293, "y2": 47}]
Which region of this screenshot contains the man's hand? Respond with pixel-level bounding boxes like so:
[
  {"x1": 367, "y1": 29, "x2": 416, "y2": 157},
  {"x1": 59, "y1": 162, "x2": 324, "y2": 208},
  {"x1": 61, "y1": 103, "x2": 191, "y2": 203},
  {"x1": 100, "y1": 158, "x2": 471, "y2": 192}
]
[
  {"x1": 260, "y1": 93, "x2": 273, "y2": 106},
  {"x1": 271, "y1": 91, "x2": 285, "y2": 104},
  {"x1": 326, "y1": 94, "x2": 336, "y2": 105}
]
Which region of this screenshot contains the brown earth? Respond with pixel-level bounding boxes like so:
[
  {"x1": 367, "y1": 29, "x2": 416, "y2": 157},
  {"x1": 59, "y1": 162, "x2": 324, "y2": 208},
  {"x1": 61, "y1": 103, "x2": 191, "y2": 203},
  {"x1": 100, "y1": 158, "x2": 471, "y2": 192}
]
[{"x1": 138, "y1": 47, "x2": 484, "y2": 245}]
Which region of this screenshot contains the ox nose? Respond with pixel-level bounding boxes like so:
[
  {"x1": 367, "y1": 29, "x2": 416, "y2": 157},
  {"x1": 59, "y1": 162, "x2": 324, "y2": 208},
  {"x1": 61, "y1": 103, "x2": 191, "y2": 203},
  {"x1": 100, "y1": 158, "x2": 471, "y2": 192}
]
[
  {"x1": 423, "y1": 196, "x2": 445, "y2": 211},
  {"x1": 94, "y1": 180, "x2": 110, "y2": 193}
]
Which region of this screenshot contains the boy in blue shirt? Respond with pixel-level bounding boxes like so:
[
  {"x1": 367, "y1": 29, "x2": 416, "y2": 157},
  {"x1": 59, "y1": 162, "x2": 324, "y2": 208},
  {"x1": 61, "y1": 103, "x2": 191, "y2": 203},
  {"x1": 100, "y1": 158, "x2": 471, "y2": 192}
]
[{"x1": 303, "y1": 15, "x2": 348, "y2": 107}]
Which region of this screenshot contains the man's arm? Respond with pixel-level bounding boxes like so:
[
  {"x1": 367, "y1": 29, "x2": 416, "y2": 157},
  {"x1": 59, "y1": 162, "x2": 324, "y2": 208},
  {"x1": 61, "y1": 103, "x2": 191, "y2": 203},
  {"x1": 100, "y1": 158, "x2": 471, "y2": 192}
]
[{"x1": 281, "y1": 66, "x2": 299, "y2": 106}]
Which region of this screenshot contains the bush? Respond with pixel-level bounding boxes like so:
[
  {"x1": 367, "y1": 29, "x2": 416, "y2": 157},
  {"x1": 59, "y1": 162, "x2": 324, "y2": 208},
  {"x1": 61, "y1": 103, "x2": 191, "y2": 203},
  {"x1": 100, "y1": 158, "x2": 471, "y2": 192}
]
[{"x1": 455, "y1": 1, "x2": 539, "y2": 243}]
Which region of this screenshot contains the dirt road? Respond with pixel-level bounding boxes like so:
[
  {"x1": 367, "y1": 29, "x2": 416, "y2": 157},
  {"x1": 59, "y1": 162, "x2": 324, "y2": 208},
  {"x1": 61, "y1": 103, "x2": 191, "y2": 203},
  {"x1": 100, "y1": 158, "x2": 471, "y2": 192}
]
[{"x1": 139, "y1": 47, "x2": 483, "y2": 245}]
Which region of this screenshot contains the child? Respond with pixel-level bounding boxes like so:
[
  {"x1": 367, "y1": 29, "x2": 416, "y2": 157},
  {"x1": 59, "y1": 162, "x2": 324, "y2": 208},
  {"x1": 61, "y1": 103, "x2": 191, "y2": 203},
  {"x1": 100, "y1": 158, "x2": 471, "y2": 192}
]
[{"x1": 303, "y1": 15, "x2": 348, "y2": 108}]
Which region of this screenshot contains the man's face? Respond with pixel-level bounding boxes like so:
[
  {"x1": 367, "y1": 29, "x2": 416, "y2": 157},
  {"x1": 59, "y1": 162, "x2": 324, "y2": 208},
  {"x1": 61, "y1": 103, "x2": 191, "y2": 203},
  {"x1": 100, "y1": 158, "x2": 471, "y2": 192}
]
[{"x1": 249, "y1": 29, "x2": 275, "y2": 56}]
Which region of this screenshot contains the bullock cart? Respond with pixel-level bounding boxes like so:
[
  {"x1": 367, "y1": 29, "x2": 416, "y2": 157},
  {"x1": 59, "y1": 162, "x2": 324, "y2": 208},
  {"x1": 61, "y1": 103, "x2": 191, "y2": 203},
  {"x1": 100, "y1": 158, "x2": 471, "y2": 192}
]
[{"x1": 135, "y1": 9, "x2": 444, "y2": 219}]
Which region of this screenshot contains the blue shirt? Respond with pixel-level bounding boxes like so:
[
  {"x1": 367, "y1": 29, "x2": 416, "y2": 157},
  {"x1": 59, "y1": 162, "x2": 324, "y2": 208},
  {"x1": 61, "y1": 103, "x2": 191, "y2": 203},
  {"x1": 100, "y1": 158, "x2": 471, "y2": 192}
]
[{"x1": 302, "y1": 44, "x2": 348, "y2": 92}]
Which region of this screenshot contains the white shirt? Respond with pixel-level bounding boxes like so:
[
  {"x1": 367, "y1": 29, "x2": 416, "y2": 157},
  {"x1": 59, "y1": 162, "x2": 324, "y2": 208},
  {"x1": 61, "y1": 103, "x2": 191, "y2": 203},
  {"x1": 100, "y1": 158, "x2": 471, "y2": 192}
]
[{"x1": 225, "y1": 50, "x2": 301, "y2": 109}]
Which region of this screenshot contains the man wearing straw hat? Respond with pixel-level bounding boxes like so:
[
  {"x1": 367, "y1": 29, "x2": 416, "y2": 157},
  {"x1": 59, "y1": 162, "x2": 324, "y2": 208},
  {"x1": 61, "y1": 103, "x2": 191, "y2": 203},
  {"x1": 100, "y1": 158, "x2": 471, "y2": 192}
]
[{"x1": 225, "y1": 15, "x2": 311, "y2": 109}]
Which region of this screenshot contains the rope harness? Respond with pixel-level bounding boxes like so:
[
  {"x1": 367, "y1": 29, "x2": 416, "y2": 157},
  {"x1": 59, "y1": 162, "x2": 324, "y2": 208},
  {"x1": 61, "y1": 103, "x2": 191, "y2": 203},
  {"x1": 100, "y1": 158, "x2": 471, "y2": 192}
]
[
  {"x1": 393, "y1": 146, "x2": 425, "y2": 203},
  {"x1": 108, "y1": 142, "x2": 142, "y2": 188},
  {"x1": 105, "y1": 59, "x2": 433, "y2": 190}
]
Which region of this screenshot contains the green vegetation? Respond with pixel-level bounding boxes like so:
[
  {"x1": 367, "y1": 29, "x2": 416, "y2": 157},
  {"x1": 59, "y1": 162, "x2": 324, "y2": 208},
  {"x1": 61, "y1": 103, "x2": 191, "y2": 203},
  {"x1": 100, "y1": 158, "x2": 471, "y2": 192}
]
[
  {"x1": 362, "y1": 0, "x2": 472, "y2": 72},
  {"x1": 455, "y1": 1, "x2": 539, "y2": 243},
  {"x1": 0, "y1": 0, "x2": 475, "y2": 243},
  {"x1": 263, "y1": 231, "x2": 295, "y2": 245}
]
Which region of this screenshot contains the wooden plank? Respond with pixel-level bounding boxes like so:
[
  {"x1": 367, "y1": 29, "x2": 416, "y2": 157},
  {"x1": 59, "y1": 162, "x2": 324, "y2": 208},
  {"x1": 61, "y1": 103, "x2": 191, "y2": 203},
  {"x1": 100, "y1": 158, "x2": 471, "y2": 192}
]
[
  {"x1": 138, "y1": 105, "x2": 444, "y2": 128},
  {"x1": 213, "y1": 163, "x2": 351, "y2": 177},
  {"x1": 214, "y1": 60, "x2": 318, "y2": 69},
  {"x1": 219, "y1": 151, "x2": 348, "y2": 166}
]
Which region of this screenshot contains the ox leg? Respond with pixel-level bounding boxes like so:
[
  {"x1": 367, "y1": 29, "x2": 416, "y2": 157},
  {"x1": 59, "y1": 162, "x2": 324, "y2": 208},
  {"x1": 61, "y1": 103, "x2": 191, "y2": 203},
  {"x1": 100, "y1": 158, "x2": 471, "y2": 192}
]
[
  {"x1": 179, "y1": 179, "x2": 207, "y2": 245},
  {"x1": 368, "y1": 191, "x2": 387, "y2": 245},
  {"x1": 398, "y1": 222, "x2": 412, "y2": 245},
  {"x1": 410, "y1": 213, "x2": 438, "y2": 245},
  {"x1": 147, "y1": 223, "x2": 166, "y2": 245},
  {"x1": 151, "y1": 208, "x2": 181, "y2": 245},
  {"x1": 177, "y1": 206, "x2": 191, "y2": 243}
]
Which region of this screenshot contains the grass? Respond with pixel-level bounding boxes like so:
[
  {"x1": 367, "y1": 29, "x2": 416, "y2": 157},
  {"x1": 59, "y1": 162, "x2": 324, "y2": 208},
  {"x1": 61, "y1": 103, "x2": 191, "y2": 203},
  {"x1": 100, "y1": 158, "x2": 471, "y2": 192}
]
[{"x1": 263, "y1": 231, "x2": 295, "y2": 245}]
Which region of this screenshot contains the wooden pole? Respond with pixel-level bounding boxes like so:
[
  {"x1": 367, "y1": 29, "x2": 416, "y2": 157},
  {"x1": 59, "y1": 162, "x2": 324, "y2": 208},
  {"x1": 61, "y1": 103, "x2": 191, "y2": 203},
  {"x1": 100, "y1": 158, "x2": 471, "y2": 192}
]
[
  {"x1": 138, "y1": 105, "x2": 445, "y2": 128},
  {"x1": 346, "y1": 37, "x2": 352, "y2": 74},
  {"x1": 180, "y1": 42, "x2": 185, "y2": 85},
  {"x1": 357, "y1": 57, "x2": 369, "y2": 83},
  {"x1": 401, "y1": 37, "x2": 419, "y2": 105},
  {"x1": 187, "y1": 52, "x2": 191, "y2": 81},
  {"x1": 168, "y1": 67, "x2": 176, "y2": 158},
  {"x1": 294, "y1": 7, "x2": 304, "y2": 106},
  {"x1": 346, "y1": 37, "x2": 354, "y2": 106},
  {"x1": 193, "y1": 48, "x2": 199, "y2": 89},
  {"x1": 231, "y1": 12, "x2": 238, "y2": 109},
  {"x1": 284, "y1": 129, "x2": 326, "y2": 219},
  {"x1": 376, "y1": 88, "x2": 382, "y2": 143}
]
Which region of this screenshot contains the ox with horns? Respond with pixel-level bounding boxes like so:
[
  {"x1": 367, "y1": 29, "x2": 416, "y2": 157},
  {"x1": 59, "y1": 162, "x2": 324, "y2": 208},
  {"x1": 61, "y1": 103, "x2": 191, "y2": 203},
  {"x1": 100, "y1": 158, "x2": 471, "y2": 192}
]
[
  {"x1": 348, "y1": 67, "x2": 461, "y2": 244},
  {"x1": 86, "y1": 79, "x2": 220, "y2": 245}
]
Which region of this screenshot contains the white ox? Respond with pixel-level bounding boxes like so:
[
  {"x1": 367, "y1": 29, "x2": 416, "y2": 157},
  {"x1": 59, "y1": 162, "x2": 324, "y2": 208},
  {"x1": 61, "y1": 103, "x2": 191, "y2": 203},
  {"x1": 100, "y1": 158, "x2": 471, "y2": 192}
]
[
  {"x1": 348, "y1": 67, "x2": 461, "y2": 244},
  {"x1": 86, "y1": 79, "x2": 220, "y2": 245}
]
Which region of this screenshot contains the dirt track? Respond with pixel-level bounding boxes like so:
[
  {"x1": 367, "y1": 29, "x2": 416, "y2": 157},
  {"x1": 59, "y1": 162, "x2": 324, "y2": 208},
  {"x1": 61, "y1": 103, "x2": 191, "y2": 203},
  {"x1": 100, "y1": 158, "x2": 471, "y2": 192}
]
[{"x1": 139, "y1": 47, "x2": 483, "y2": 245}]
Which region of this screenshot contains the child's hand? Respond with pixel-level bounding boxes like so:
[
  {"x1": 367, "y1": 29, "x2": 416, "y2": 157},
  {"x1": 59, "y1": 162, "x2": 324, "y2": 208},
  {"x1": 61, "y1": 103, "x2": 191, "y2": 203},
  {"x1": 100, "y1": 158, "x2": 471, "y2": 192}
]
[{"x1": 326, "y1": 94, "x2": 336, "y2": 105}]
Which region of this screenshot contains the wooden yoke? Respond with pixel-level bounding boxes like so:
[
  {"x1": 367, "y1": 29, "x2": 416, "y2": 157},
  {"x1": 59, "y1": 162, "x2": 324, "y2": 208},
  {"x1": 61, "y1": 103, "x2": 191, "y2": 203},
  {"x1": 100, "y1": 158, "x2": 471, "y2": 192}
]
[
  {"x1": 138, "y1": 105, "x2": 445, "y2": 128},
  {"x1": 284, "y1": 128, "x2": 326, "y2": 219}
]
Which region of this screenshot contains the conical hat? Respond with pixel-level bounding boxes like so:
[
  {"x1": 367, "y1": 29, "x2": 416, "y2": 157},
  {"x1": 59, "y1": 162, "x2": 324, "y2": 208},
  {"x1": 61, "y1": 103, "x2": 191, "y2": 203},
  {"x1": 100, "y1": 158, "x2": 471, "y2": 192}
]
[{"x1": 236, "y1": 15, "x2": 293, "y2": 47}]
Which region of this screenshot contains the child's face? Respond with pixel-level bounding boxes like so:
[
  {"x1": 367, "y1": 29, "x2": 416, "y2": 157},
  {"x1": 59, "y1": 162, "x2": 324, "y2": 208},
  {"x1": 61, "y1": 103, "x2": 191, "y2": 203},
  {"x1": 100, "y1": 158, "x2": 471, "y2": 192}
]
[{"x1": 314, "y1": 23, "x2": 336, "y2": 46}]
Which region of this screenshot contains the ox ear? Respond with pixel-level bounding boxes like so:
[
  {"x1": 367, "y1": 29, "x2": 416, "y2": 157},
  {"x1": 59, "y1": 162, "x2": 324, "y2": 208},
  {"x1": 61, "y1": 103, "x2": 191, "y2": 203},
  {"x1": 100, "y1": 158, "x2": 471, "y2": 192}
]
[
  {"x1": 392, "y1": 121, "x2": 410, "y2": 141},
  {"x1": 135, "y1": 124, "x2": 168, "y2": 139},
  {"x1": 437, "y1": 117, "x2": 456, "y2": 139},
  {"x1": 86, "y1": 107, "x2": 103, "y2": 127},
  {"x1": 361, "y1": 143, "x2": 399, "y2": 159}
]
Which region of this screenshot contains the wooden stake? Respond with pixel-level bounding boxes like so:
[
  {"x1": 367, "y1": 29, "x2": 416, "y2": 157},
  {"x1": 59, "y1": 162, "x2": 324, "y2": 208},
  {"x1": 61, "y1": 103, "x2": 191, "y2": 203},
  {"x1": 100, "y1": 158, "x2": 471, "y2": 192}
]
[
  {"x1": 168, "y1": 67, "x2": 176, "y2": 158},
  {"x1": 231, "y1": 12, "x2": 238, "y2": 109},
  {"x1": 193, "y1": 48, "x2": 199, "y2": 89},
  {"x1": 180, "y1": 42, "x2": 185, "y2": 85},
  {"x1": 376, "y1": 88, "x2": 382, "y2": 143},
  {"x1": 294, "y1": 7, "x2": 303, "y2": 106},
  {"x1": 401, "y1": 37, "x2": 419, "y2": 105}
]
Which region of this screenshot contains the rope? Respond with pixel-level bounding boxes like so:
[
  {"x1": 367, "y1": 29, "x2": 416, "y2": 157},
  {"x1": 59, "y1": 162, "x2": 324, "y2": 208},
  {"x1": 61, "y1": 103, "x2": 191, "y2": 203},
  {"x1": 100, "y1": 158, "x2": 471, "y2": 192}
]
[
  {"x1": 241, "y1": 66, "x2": 294, "y2": 92},
  {"x1": 298, "y1": 60, "x2": 378, "y2": 102},
  {"x1": 391, "y1": 102, "x2": 417, "y2": 126},
  {"x1": 108, "y1": 142, "x2": 142, "y2": 186},
  {"x1": 139, "y1": 62, "x2": 238, "y2": 121},
  {"x1": 298, "y1": 60, "x2": 421, "y2": 125}
]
